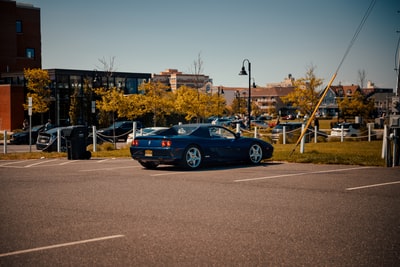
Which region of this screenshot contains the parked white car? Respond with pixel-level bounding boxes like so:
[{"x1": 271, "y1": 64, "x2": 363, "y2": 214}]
[
  {"x1": 126, "y1": 127, "x2": 169, "y2": 145},
  {"x1": 330, "y1": 123, "x2": 360, "y2": 137}
]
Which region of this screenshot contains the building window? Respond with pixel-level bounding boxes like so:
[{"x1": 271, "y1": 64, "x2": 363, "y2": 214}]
[
  {"x1": 16, "y1": 20, "x2": 22, "y2": 33},
  {"x1": 26, "y1": 48, "x2": 35, "y2": 59}
]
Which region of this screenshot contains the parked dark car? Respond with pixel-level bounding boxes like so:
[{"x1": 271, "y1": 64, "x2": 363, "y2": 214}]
[
  {"x1": 130, "y1": 123, "x2": 274, "y2": 170},
  {"x1": 10, "y1": 125, "x2": 44, "y2": 145},
  {"x1": 36, "y1": 126, "x2": 99, "y2": 152},
  {"x1": 97, "y1": 121, "x2": 142, "y2": 142},
  {"x1": 271, "y1": 122, "x2": 326, "y2": 143},
  {"x1": 36, "y1": 127, "x2": 68, "y2": 152}
]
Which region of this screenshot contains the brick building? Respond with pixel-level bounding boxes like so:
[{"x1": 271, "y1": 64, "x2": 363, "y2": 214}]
[{"x1": 0, "y1": 0, "x2": 41, "y2": 130}]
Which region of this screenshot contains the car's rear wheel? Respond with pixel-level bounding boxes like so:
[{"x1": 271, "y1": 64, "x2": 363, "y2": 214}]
[
  {"x1": 248, "y1": 143, "x2": 263, "y2": 164},
  {"x1": 139, "y1": 161, "x2": 159, "y2": 169},
  {"x1": 181, "y1": 145, "x2": 202, "y2": 169}
]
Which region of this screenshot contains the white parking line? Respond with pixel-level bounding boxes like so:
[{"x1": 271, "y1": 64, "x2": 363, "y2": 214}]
[
  {"x1": 79, "y1": 166, "x2": 140, "y2": 172},
  {"x1": 0, "y1": 235, "x2": 125, "y2": 257},
  {"x1": 0, "y1": 159, "x2": 36, "y2": 167},
  {"x1": 234, "y1": 166, "x2": 372, "y2": 182},
  {"x1": 346, "y1": 181, "x2": 400, "y2": 191},
  {"x1": 150, "y1": 172, "x2": 186, "y2": 177},
  {"x1": 24, "y1": 159, "x2": 59, "y2": 168}
]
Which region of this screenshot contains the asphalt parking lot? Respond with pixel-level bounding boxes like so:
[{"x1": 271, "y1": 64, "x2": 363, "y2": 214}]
[{"x1": 0, "y1": 158, "x2": 399, "y2": 266}]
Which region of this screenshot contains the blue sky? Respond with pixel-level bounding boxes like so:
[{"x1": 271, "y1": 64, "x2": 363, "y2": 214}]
[{"x1": 27, "y1": 0, "x2": 399, "y2": 90}]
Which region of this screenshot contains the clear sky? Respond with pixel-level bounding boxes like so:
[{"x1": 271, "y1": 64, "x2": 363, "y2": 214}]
[{"x1": 26, "y1": 0, "x2": 399, "y2": 90}]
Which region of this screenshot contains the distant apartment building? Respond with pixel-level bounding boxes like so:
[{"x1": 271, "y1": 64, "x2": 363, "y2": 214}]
[{"x1": 152, "y1": 69, "x2": 212, "y2": 93}]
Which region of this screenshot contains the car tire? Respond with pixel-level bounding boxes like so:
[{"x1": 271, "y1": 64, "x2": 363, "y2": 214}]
[
  {"x1": 248, "y1": 143, "x2": 263, "y2": 164},
  {"x1": 139, "y1": 161, "x2": 159, "y2": 169},
  {"x1": 181, "y1": 145, "x2": 202, "y2": 170}
]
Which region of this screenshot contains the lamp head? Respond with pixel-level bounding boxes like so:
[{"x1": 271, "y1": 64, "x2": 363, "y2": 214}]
[{"x1": 238, "y1": 66, "x2": 248, "y2": 76}]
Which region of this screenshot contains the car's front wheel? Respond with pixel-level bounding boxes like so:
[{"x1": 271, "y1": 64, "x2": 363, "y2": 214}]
[
  {"x1": 248, "y1": 143, "x2": 263, "y2": 164},
  {"x1": 181, "y1": 145, "x2": 202, "y2": 169}
]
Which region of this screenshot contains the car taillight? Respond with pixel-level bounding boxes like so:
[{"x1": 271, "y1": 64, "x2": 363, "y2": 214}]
[
  {"x1": 132, "y1": 139, "x2": 139, "y2": 146},
  {"x1": 161, "y1": 140, "x2": 171, "y2": 147}
]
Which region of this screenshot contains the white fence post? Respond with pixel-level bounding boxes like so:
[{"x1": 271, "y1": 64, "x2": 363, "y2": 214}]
[
  {"x1": 368, "y1": 123, "x2": 372, "y2": 142},
  {"x1": 341, "y1": 124, "x2": 344, "y2": 142},
  {"x1": 300, "y1": 124, "x2": 305, "y2": 153},
  {"x1": 57, "y1": 128, "x2": 61, "y2": 152},
  {"x1": 3, "y1": 130, "x2": 7, "y2": 154},
  {"x1": 92, "y1": 126, "x2": 97, "y2": 152},
  {"x1": 314, "y1": 126, "x2": 317, "y2": 143},
  {"x1": 381, "y1": 125, "x2": 387, "y2": 159},
  {"x1": 283, "y1": 126, "x2": 286, "y2": 144}
]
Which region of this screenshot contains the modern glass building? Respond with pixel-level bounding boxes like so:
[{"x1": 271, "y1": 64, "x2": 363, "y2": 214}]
[
  {"x1": 1, "y1": 69, "x2": 151, "y2": 127},
  {"x1": 46, "y1": 69, "x2": 151, "y2": 126}
]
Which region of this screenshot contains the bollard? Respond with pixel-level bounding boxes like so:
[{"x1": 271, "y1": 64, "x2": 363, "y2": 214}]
[
  {"x1": 254, "y1": 127, "x2": 257, "y2": 138},
  {"x1": 382, "y1": 125, "x2": 387, "y2": 159},
  {"x1": 341, "y1": 124, "x2": 344, "y2": 142},
  {"x1": 283, "y1": 126, "x2": 286, "y2": 144},
  {"x1": 236, "y1": 123, "x2": 240, "y2": 133},
  {"x1": 300, "y1": 124, "x2": 305, "y2": 153},
  {"x1": 92, "y1": 126, "x2": 97, "y2": 152},
  {"x1": 3, "y1": 130, "x2": 7, "y2": 154},
  {"x1": 368, "y1": 123, "x2": 371, "y2": 142},
  {"x1": 57, "y1": 128, "x2": 61, "y2": 152},
  {"x1": 314, "y1": 126, "x2": 318, "y2": 143}
]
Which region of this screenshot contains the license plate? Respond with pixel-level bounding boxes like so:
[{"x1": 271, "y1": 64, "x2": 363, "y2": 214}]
[{"x1": 145, "y1": 150, "x2": 152, "y2": 157}]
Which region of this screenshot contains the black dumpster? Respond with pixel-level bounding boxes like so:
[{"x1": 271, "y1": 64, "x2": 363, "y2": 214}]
[{"x1": 64, "y1": 125, "x2": 91, "y2": 160}]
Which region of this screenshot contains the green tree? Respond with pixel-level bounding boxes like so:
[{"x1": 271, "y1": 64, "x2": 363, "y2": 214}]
[
  {"x1": 23, "y1": 68, "x2": 51, "y2": 122},
  {"x1": 282, "y1": 65, "x2": 323, "y2": 117}
]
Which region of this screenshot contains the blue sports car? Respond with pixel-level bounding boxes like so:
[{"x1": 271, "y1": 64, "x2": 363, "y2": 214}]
[{"x1": 130, "y1": 123, "x2": 274, "y2": 169}]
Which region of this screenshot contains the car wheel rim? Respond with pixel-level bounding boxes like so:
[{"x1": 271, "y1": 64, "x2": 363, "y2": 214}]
[
  {"x1": 249, "y1": 144, "x2": 262, "y2": 163},
  {"x1": 186, "y1": 147, "x2": 201, "y2": 168}
]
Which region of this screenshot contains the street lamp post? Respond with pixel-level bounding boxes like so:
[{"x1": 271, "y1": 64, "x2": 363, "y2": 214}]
[{"x1": 239, "y1": 59, "x2": 251, "y2": 127}]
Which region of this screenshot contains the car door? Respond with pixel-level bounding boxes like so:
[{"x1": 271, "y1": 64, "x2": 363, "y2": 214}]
[{"x1": 207, "y1": 126, "x2": 237, "y2": 160}]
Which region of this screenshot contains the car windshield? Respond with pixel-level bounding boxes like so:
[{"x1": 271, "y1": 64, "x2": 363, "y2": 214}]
[
  {"x1": 31, "y1": 125, "x2": 43, "y2": 131},
  {"x1": 109, "y1": 121, "x2": 126, "y2": 128}
]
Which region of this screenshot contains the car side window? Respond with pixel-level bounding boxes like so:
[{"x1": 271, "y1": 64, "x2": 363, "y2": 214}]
[{"x1": 209, "y1": 127, "x2": 235, "y2": 139}]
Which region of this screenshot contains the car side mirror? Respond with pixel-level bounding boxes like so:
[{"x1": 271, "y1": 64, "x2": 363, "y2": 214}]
[{"x1": 235, "y1": 132, "x2": 241, "y2": 138}]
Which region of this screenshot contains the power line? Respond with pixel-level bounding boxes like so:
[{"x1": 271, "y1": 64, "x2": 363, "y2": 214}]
[
  {"x1": 290, "y1": 0, "x2": 376, "y2": 156},
  {"x1": 336, "y1": 0, "x2": 376, "y2": 74}
]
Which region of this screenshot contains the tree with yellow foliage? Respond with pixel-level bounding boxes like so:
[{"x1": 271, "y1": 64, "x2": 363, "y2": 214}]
[
  {"x1": 139, "y1": 81, "x2": 175, "y2": 126},
  {"x1": 23, "y1": 68, "x2": 51, "y2": 122},
  {"x1": 93, "y1": 86, "x2": 125, "y2": 127},
  {"x1": 337, "y1": 90, "x2": 374, "y2": 121},
  {"x1": 281, "y1": 65, "x2": 323, "y2": 117},
  {"x1": 174, "y1": 86, "x2": 202, "y2": 122}
]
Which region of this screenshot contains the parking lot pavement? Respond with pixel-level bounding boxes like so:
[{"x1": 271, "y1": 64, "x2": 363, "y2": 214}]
[
  {"x1": 1, "y1": 160, "x2": 399, "y2": 266},
  {"x1": 1, "y1": 158, "x2": 399, "y2": 190}
]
